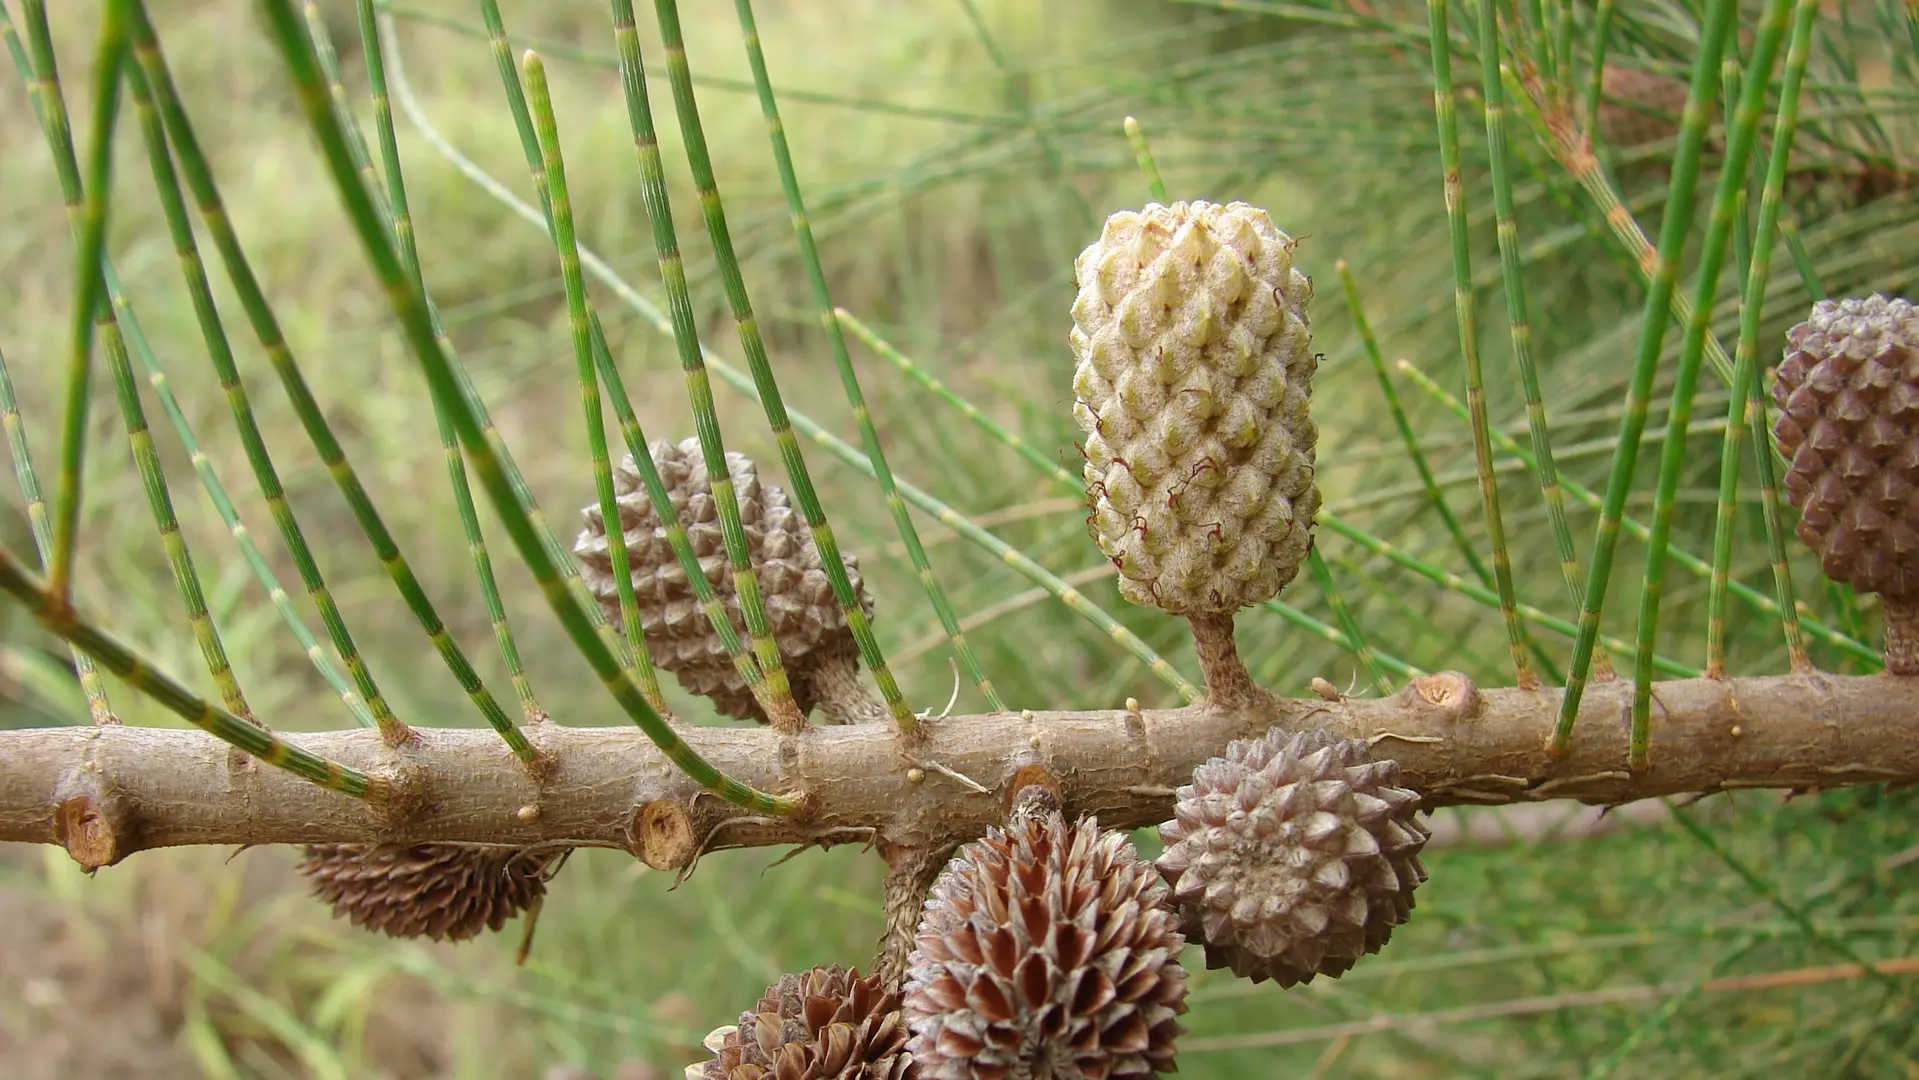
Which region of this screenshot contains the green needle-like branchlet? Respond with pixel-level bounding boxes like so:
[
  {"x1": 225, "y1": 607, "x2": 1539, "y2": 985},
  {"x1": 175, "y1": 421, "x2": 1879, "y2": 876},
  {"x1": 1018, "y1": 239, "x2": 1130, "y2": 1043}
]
[
  {"x1": 602, "y1": 0, "x2": 802, "y2": 730},
  {"x1": 44, "y1": 0, "x2": 128, "y2": 608},
  {"x1": 118, "y1": 15, "x2": 410, "y2": 744},
  {"x1": 1426, "y1": 0, "x2": 1538, "y2": 688},
  {"x1": 1306, "y1": 547, "x2": 1394, "y2": 694},
  {"x1": 1476, "y1": 4, "x2": 1603, "y2": 684},
  {"x1": 1338, "y1": 262, "x2": 1492, "y2": 588},
  {"x1": 128, "y1": 3, "x2": 539, "y2": 762},
  {"x1": 1396, "y1": 358, "x2": 1876, "y2": 666},
  {"x1": 317, "y1": 0, "x2": 549, "y2": 725},
  {"x1": 256, "y1": 0, "x2": 795, "y2": 814},
  {"x1": 0, "y1": 341, "x2": 114, "y2": 723},
  {"x1": 1707, "y1": 0, "x2": 1821, "y2": 677},
  {"x1": 730, "y1": 0, "x2": 1004, "y2": 719},
  {"x1": 836, "y1": 312, "x2": 1418, "y2": 686},
  {"x1": 1553, "y1": 0, "x2": 1740, "y2": 753},
  {"x1": 95, "y1": 194, "x2": 253, "y2": 726},
  {"x1": 383, "y1": 23, "x2": 1206, "y2": 703},
  {"x1": 464, "y1": 1, "x2": 773, "y2": 717},
  {"x1": 0, "y1": 3, "x2": 381, "y2": 731},
  {"x1": 519, "y1": 50, "x2": 669, "y2": 715},
  {"x1": 1123, "y1": 115, "x2": 1169, "y2": 202},
  {"x1": 1629, "y1": 0, "x2": 1791, "y2": 767},
  {"x1": 0, "y1": 543, "x2": 381, "y2": 798}
]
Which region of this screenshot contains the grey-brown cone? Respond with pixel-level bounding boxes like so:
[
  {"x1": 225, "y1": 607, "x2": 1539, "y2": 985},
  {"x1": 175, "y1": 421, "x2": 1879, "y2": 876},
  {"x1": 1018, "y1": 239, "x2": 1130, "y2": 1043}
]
[
  {"x1": 573, "y1": 437, "x2": 875, "y2": 722},
  {"x1": 690, "y1": 965, "x2": 915, "y2": 1080},
  {"x1": 903, "y1": 809, "x2": 1188, "y2": 1079},
  {"x1": 1771, "y1": 295, "x2": 1919, "y2": 606},
  {"x1": 297, "y1": 843, "x2": 555, "y2": 942},
  {"x1": 1156, "y1": 728, "x2": 1429, "y2": 987}
]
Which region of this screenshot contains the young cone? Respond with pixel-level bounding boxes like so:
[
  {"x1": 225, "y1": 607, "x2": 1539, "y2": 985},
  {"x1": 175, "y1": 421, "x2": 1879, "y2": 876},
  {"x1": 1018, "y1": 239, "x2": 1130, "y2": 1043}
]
[
  {"x1": 902, "y1": 802, "x2": 1188, "y2": 1079},
  {"x1": 689, "y1": 965, "x2": 915, "y2": 1080},
  {"x1": 574, "y1": 438, "x2": 883, "y2": 721},
  {"x1": 296, "y1": 843, "x2": 556, "y2": 942},
  {"x1": 1156, "y1": 728, "x2": 1431, "y2": 986},
  {"x1": 1069, "y1": 201, "x2": 1319, "y2": 620},
  {"x1": 1770, "y1": 295, "x2": 1919, "y2": 673}
]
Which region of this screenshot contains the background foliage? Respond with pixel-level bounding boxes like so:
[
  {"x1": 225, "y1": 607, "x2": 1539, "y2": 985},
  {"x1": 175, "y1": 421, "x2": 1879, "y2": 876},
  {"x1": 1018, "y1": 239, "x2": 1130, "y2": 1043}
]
[{"x1": 0, "y1": 0, "x2": 1916, "y2": 1075}]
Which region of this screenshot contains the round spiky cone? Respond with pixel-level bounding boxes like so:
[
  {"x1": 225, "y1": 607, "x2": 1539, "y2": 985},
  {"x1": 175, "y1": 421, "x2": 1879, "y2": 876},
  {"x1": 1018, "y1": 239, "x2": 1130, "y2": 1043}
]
[
  {"x1": 1770, "y1": 295, "x2": 1919, "y2": 674},
  {"x1": 1156, "y1": 728, "x2": 1430, "y2": 987},
  {"x1": 573, "y1": 438, "x2": 878, "y2": 722},
  {"x1": 297, "y1": 843, "x2": 555, "y2": 942},
  {"x1": 1070, "y1": 200, "x2": 1319, "y2": 617},
  {"x1": 689, "y1": 965, "x2": 915, "y2": 1080},
  {"x1": 903, "y1": 808, "x2": 1188, "y2": 1079}
]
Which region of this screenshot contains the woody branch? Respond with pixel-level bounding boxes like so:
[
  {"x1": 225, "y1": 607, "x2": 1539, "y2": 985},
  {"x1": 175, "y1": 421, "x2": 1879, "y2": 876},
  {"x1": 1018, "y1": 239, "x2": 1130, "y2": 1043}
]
[{"x1": 4, "y1": 670, "x2": 1915, "y2": 869}]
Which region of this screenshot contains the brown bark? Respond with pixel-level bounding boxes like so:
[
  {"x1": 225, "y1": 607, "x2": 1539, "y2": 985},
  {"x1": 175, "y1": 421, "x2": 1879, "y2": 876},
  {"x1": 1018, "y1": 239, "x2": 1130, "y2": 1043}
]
[
  {"x1": 3, "y1": 671, "x2": 1916, "y2": 867},
  {"x1": 1884, "y1": 599, "x2": 1918, "y2": 676}
]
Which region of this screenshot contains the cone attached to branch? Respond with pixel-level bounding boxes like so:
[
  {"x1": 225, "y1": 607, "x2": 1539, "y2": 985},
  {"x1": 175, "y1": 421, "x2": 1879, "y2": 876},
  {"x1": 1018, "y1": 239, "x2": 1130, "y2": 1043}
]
[
  {"x1": 574, "y1": 437, "x2": 884, "y2": 722},
  {"x1": 903, "y1": 803, "x2": 1188, "y2": 1078},
  {"x1": 1156, "y1": 727, "x2": 1430, "y2": 987},
  {"x1": 689, "y1": 965, "x2": 915, "y2": 1080},
  {"x1": 297, "y1": 842, "x2": 557, "y2": 942},
  {"x1": 1069, "y1": 201, "x2": 1319, "y2": 707},
  {"x1": 1770, "y1": 295, "x2": 1919, "y2": 674}
]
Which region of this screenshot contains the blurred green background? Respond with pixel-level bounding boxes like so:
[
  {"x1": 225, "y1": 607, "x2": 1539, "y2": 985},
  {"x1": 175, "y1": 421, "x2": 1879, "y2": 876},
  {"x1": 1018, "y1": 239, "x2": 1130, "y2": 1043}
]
[{"x1": 2, "y1": 0, "x2": 1917, "y2": 1076}]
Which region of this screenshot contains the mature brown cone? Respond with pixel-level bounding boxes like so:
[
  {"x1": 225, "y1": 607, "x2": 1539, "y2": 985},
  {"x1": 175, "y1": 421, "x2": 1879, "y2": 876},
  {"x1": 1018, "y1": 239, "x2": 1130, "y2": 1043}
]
[
  {"x1": 1156, "y1": 728, "x2": 1430, "y2": 987},
  {"x1": 573, "y1": 437, "x2": 878, "y2": 722},
  {"x1": 902, "y1": 809, "x2": 1188, "y2": 1079},
  {"x1": 1771, "y1": 295, "x2": 1919, "y2": 673},
  {"x1": 297, "y1": 843, "x2": 555, "y2": 942},
  {"x1": 689, "y1": 965, "x2": 915, "y2": 1080}
]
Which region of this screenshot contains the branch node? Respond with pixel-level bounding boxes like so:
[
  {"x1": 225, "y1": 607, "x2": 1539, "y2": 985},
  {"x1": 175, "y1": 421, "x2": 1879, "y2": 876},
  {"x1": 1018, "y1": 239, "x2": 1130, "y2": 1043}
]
[
  {"x1": 53, "y1": 768, "x2": 134, "y2": 871},
  {"x1": 1401, "y1": 671, "x2": 1481, "y2": 720},
  {"x1": 632, "y1": 799, "x2": 697, "y2": 871},
  {"x1": 1004, "y1": 757, "x2": 1063, "y2": 818}
]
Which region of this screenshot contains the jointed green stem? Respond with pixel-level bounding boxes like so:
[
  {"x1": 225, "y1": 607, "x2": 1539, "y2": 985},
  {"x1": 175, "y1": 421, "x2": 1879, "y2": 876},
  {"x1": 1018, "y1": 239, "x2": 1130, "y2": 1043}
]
[
  {"x1": 1629, "y1": 0, "x2": 1791, "y2": 767},
  {"x1": 602, "y1": 0, "x2": 801, "y2": 729},
  {"x1": 1551, "y1": 0, "x2": 1740, "y2": 753},
  {"x1": 838, "y1": 313, "x2": 1427, "y2": 684},
  {"x1": 1123, "y1": 116, "x2": 1168, "y2": 201},
  {"x1": 256, "y1": 0, "x2": 794, "y2": 814},
  {"x1": 1337, "y1": 260, "x2": 1562, "y2": 683},
  {"x1": 582, "y1": 315, "x2": 774, "y2": 708},
  {"x1": 1707, "y1": 0, "x2": 1821, "y2": 677},
  {"x1": 118, "y1": 14, "x2": 411, "y2": 744},
  {"x1": 1306, "y1": 547, "x2": 1393, "y2": 694},
  {"x1": 1427, "y1": 0, "x2": 1538, "y2": 688},
  {"x1": 1476, "y1": 3, "x2": 1602, "y2": 685},
  {"x1": 463, "y1": 0, "x2": 772, "y2": 716},
  {"x1": 1318, "y1": 512, "x2": 1696, "y2": 677},
  {"x1": 387, "y1": 22, "x2": 1204, "y2": 704},
  {"x1": 0, "y1": 341, "x2": 114, "y2": 723},
  {"x1": 519, "y1": 50, "x2": 669, "y2": 715},
  {"x1": 1338, "y1": 262, "x2": 1491, "y2": 586},
  {"x1": 94, "y1": 118, "x2": 253, "y2": 723},
  {"x1": 0, "y1": 2, "x2": 379, "y2": 731},
  {"x1": 1396, "y1": 359, "x2": 1875, "y2": 665},
  {"x1": 322, "y1": 0, "x2": 549, "y2": 724},
  {"x1": 731, "y1": 0, "x2": 1002, "y2": 719},
  {"x1": 1582, "y1": 0, "x2": 1618, "y2": 139},
  {"x1": 0, "y1": 543, "x2": 381, "y2": 797},
  {"x1": 128, "y1": 3, "x2": 538, "y2": 761},
  {"x1": 44, "y1": 0, "x2": 128, "y2": 607}
]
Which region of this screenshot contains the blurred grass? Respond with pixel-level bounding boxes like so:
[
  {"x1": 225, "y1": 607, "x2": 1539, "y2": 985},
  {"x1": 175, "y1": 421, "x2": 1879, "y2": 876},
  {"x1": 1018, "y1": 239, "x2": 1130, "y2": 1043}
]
[{"x1": 1, "y1": 0, "x2": 1917, "y2": 1076}]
